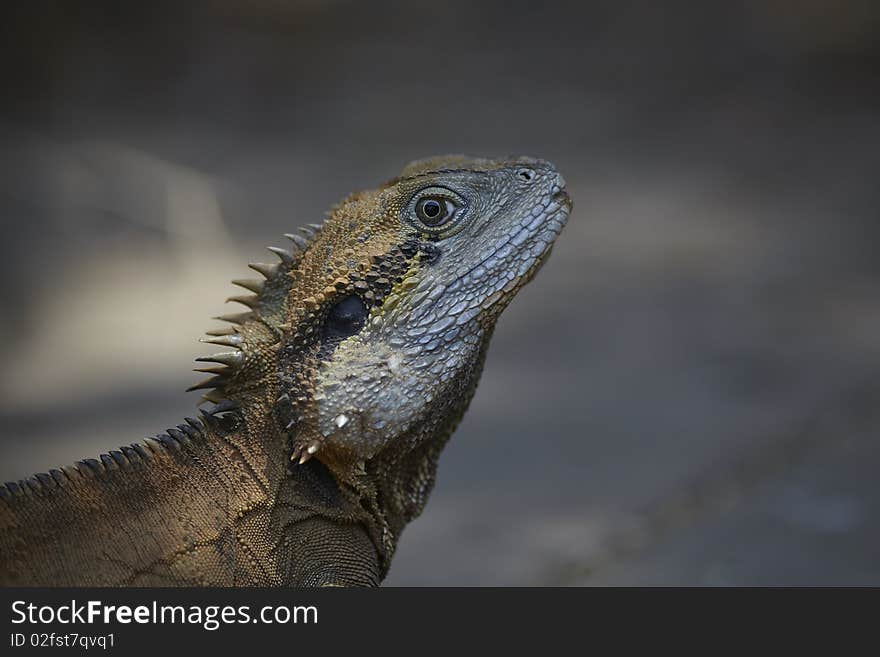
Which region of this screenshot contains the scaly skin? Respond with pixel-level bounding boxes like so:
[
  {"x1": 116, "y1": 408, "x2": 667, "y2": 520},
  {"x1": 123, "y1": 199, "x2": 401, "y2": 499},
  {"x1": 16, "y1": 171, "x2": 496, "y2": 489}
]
[{"x1": 0, "y1": 155, "x2": 571, "y2": 586}]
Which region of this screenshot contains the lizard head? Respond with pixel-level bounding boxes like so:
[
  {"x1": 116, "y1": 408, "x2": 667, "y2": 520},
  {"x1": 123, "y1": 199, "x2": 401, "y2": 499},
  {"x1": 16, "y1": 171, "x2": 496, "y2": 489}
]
[{"x1": 193, "y1": 155, "x2": 570, "y2": 483}]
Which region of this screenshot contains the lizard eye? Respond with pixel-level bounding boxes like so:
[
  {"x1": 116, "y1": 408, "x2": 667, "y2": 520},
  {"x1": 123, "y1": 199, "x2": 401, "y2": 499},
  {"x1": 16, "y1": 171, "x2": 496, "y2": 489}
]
[
  {"x1": 409, "y1": 186, "x2": 467, "y2": 235},
  {"x1": 415, "y1": 197, "x2": 456, "y2": 226}
]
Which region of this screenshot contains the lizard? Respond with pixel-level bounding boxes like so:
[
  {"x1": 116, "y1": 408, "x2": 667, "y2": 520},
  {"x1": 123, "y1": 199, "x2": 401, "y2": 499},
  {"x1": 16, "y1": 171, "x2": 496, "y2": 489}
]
[{"x1": 0, "y1": 155, "x2": 571, "y2": 586}]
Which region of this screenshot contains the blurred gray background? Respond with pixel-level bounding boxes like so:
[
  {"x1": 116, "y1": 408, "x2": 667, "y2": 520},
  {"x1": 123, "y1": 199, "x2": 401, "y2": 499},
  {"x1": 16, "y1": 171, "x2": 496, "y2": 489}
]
[{"x1": 1, "y1": 0, "x2": 878, "y2": 585}]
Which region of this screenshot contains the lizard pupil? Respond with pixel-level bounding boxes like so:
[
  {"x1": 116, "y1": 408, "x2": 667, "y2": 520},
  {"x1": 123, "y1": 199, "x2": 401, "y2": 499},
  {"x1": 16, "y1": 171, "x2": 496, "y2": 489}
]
[
  {"x1": 323, "y1": 295, "x2": 367, "y2": 341},
  {"x1": 423, "y1": 200, "x2": 441, "y2": 217},
  {"x1": 416, "y1": 197, "x2": 453, "y2": 226}
]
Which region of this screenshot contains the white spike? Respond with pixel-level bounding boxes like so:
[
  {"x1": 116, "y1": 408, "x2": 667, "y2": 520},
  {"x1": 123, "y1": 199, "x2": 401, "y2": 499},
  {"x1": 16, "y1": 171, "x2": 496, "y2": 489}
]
[
  {"x1": 267, "y1": 246, "x2": 294, "y2": 263},
  {"x1": 285, "y1": 233, "x2": 309, "y2": 249},
  {"x1": 249, "y1": 262, "x2": 279, "y2": 278},
  {"x1": 232, "y1": 278, "x2": 264, "y2": 293},
  {"x1": 227, "y1": 295, "x2": 258, "y2": 309},
  {"x1": 200, "y1": 335, "x2": 242, "y2": 348},
  {"x1": 196, "y1": 351, "x2": 243, "y2": 368}
]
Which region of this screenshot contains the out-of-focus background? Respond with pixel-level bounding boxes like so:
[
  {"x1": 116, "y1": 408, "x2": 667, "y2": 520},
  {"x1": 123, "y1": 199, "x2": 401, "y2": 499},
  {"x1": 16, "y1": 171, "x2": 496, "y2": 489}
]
[{"x1": 2, "y1": 0, "x2": 878, "y2": 585}]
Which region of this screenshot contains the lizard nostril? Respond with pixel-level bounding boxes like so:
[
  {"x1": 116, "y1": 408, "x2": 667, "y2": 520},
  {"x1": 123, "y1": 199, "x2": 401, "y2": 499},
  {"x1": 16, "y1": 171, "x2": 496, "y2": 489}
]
[
  {"x1": 516, "y1": 168, "x2": 535, "y2": 183},
  {"x1": 553, "y1": 187, "x2": 572, "y2": 209}
]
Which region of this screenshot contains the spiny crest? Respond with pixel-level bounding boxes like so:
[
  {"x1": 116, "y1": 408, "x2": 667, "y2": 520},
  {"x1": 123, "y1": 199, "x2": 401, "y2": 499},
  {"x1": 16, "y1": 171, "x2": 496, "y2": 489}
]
[
  {"x1": 0, "y1": 416, "x2": 217, "y2": 498},
  {"x1": 187, "y1": 223, "x2": 325, "y2": 404}
]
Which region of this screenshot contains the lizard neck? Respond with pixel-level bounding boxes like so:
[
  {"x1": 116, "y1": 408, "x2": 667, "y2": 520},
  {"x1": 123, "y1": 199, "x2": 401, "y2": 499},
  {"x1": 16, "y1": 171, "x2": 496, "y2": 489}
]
[
  {"x1": 203, "y1": 404, "x2": 389, "y2": 584},
  {"x1": 342, "y1": 332, "x2": 493, "y2": 563}
]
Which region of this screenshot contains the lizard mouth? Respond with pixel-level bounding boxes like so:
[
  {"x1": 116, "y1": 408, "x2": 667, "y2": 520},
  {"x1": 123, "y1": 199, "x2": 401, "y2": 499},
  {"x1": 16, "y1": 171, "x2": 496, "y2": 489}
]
[
  {"x1": 553, "y1": 188, "x2": 572, "y2": 211},
  {"x1": 486, "y1": 186, "x2": 570, "y2": 297},
  {"x1": 516, "y1": 216, "x2": 566, "y2": 285}
]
